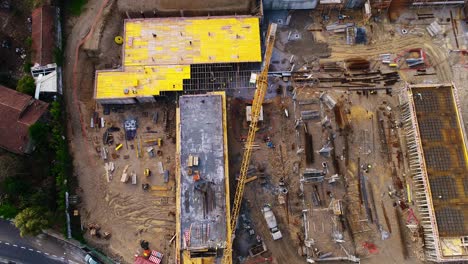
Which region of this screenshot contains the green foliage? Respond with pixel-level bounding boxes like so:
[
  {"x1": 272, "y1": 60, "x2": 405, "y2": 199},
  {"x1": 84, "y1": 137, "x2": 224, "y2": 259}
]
[
  {"x1": 68, "y1": 0, "x2": 87, "y2": 16},
  {"x1": 16, "y1": 75, "x2": 35, "y2": 96},
  {"x1": 25, "y1": 37, "x2": 32, "y2": 49},
  {"x1": 23, "y1": 61, "x2": 33, "y2": 74},
  {"x1": 0, "y1": 72, "x2": 16, "y2": 88},
  {"x1": 14, "y1": 207, "x2": 50, "y2": 237},
  {"x1": 0, "y1": 202, "x2": 18, "y2": 219},
  {"x1": 2, "y1": 176, "x2": 30, "y2": 197},
  {"x1": 50, "y1": 101, "x2": 61, "y2": 121},
  {"x1": 29, "y1": 123, "x2": 50, "y2": 152},
  {"x1": 25, "y1": 0, "x2": 44, "y2": 9},
  {"x1": 28, "y1": 188, "x2": 53, "y2": 208},
  {"x1": 47, "y1": 100, "x2": 70, "y2": 218},
  {"x1": 12, "y1": 100, "x2": 72, "y2": 235},
  {"x1": 53, "y1": 48, "x2": 64, "y2": 66}
]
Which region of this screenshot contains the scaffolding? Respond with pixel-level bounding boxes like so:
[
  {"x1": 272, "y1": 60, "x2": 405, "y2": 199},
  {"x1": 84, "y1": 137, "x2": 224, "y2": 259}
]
[
  {"x1": 94, "y1": 16, "x2": 262, "y2": 103},
  {"x1": 123, "y1": 16, "x2": 262, "y2": 66},
  {"x1": 410, "y1": 0, "x2": 464, "y2": 6},
  {"x1": 180, "y1": 63, "x2": 260, "y2": 93},
  {"x1": 400, "y1": 83, "x2": 468, "y2": 262}
]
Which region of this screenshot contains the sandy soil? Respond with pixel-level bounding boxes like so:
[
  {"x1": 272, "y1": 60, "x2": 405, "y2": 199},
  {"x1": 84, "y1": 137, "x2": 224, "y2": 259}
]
[{"x1": 63, "y1": 1, "x2": 178, "y2": 263}]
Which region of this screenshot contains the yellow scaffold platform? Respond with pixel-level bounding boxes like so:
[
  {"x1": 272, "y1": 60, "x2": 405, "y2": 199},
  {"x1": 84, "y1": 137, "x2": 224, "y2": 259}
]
[
  {"x1": 95, "y1": 65, "x2": 190, "y2": 98},
  {"x1": 94, "y1": 16, "x2": 261, "y2": 101},
  {"x1": 124, "y1": 16, "x2": 261, "y2": 66}
]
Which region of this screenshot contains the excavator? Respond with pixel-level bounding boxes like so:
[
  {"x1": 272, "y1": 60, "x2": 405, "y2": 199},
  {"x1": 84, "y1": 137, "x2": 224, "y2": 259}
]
[{"x1": 222, "y1": 23, "x2": 277, "y2": 264}]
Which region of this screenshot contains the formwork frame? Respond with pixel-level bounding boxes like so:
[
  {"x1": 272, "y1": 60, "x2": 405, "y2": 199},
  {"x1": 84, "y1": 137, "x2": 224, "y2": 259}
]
[
  {"x1": 400, "y1": 83, "x2": 468, "y2": 262},
  {"x1": 181, "y1": 63, "x2": 259, "y2": 93},
  {"x1": 95, "y1": 15, "x2": 262, "y2": 104},
  {"x1": 400, "y1": 84, "x2": 439, "y2": 261}
]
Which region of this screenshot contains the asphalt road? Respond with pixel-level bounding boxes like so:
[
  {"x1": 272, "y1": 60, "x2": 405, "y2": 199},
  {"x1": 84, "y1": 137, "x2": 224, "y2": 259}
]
[
  {"x1": 0, "y1": 219, "x2": 84, "y2": 264},
  {"x1": 0, "y1": 241, "x2": 64, "y2": 264}
]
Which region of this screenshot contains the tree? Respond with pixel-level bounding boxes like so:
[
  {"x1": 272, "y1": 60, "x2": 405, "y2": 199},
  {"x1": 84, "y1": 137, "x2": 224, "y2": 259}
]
[
  {"x1": 50, "y1": 101, "x2": 61, "y2": 121},
  {"x1": 29, "y1": 122, "x2": 50, "y2": 152},
  {"x1": 14, "y1": 207, "x2": 49, "y2": 237},
  {"x1": 16, "y1": 76, "x2": 35, "y2": 96},
  {"x1": 0, "y1": 154, "x2": 22, "y2": 181},
  {"x1": 2, "y1": 176, "x2": 30, "y2": 197},
  {"x1": 0, "y1": 202, "x2": 18, "y2": 219}
]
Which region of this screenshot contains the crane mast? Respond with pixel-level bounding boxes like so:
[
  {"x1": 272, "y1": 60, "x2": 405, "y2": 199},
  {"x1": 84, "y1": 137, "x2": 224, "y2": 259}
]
[{"x1": 222, "y1": 23, "x2": 277, "y2": 264}]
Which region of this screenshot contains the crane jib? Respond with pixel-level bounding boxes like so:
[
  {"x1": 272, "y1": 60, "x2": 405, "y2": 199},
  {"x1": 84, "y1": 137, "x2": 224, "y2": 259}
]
[{"x1": 222, "y1": 23, "x2": 277, "y2": 264}]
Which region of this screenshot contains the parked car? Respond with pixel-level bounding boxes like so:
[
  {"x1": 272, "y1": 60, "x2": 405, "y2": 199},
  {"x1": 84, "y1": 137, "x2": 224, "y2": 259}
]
[{"x1": 85, "y1": 254, "x2": 101, "y2": 264}]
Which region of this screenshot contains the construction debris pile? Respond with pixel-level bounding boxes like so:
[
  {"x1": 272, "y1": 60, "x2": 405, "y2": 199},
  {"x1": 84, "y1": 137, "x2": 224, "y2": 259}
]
[{"x1": 291, "y1": 58, "x2": 400, "y2": 95}]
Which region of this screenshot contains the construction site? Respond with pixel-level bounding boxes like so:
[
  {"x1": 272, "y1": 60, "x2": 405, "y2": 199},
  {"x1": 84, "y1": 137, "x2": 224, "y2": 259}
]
[{"x1": 62, "y1": 0, "x2": 468, "y2": 263}]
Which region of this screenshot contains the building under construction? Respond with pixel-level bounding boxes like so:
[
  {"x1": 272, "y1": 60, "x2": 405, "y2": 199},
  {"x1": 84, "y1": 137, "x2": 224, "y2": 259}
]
[
  {"x1": 94, "y1": 16, "x2": 262, "y2": 104},
  {"x1": 401, "y1": 83, "x2": 468, "y2": 262},
  {"x1": 175, "y1": 92, "x2": 231, "y2": 263}
]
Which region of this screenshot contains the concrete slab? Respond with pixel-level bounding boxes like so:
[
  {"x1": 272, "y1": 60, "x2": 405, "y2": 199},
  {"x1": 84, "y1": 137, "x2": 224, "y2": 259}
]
[{"x1": 178, "y1": 94, "x2": 228, "y2": 252}]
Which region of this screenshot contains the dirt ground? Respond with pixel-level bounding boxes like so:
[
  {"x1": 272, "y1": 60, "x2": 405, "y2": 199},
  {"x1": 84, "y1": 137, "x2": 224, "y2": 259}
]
[
  {"x1": 233, "y1": 7, "x2": 466, "y2": 264},
  {"x1": 63, "y1": 3, "x2": 179, "y2": 257},
  {"x1": 0, "y1": 1, "x2": 33, "y2": 87},
  {"x1": 76, "y1": 102, "x2": 178, "y2": 262},
  {"x1": 63, "y1": 2, "x2": 467, "y2": 264}
]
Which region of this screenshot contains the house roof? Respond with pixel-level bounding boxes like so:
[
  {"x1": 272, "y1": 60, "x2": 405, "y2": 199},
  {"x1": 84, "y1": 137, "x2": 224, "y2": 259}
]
[
  {"x1": 31, "y1": 5, "x2": 56, "y2": 66},
  {"x1": 35, "y1": 70, "x2": 57, "y2": 99},
  {"x1": 0, "y1": 85, "x2": 48, "y2": 154}
]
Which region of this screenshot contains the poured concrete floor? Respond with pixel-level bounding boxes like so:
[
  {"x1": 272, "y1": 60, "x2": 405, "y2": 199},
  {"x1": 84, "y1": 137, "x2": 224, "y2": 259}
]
[{"x1": 179, "y1": 94, "x2": 228, "y2": 251}]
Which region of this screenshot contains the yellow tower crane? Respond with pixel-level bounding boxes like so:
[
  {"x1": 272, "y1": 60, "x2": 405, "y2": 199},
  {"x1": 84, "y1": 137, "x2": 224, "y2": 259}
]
[{"x1": 222, "y1": 23, "x2": 277, "y2": 264}]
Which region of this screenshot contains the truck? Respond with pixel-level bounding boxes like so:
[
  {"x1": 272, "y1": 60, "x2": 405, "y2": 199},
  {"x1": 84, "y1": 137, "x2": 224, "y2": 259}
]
[{"x1": 261, "y1": 205, "x2": 282, "y2": 240}]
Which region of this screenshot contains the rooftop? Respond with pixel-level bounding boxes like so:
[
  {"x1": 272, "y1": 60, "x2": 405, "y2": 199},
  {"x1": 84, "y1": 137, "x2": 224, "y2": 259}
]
[
  {"x1": 95, "y1": 16, "x2": 261, "y2": 101},
  {"x1": 123, "y1": 16, "x2": 261, "y2": 66},
  {"x1": 95, "y1": 65, "x2": 190, "y2": 99},
  {"x1": 176, "y1": 93, "x2": 230, "y2": 260},
  {"x1": 35, "y1": 70, "x2": 58, "y2": 99},
  {"x1": 0, "y1": 85, "x2": 49, "y2": 154},
  {"x1": 31, "y1": 5, "x2": 56, "y2": 66}
]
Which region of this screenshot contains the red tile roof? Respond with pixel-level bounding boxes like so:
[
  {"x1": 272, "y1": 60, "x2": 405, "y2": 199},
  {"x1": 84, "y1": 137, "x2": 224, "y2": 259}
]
[
  {"x1": 31, "y1": 5, "x2": 56, "y2": 66},
  {"x1": 0, "y1": 85, "x2": 48, "y2": 154}
]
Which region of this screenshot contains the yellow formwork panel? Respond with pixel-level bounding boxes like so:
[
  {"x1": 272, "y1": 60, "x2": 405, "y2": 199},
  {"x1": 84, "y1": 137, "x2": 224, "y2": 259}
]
[
  {"x1": 95, "y1": 65, "x2": 190, "y2": 99},
  {"x1": 441, "y1": 238, "x2": 464, "y2": 256},
  {"x1": 123, "y1": 17, "x2": 261, "y2": 66}
]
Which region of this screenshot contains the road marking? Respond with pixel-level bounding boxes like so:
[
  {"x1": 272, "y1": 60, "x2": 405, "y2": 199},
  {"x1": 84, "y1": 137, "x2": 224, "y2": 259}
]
[
  {"x1": 5, "y1": 242, "x2": 9, "y2": 245},
  {"x1": 36, "y1": 250, "x2": 41, "y2": 253},
  {"x1": 45, "y1": 252, "x2": 49, "y2": 255},
  {"x1": 28, "y1": 248, "x2": 34, "y2": 251},
  {"x1": 52, "y1": 254, "x2": 57, "y2": 257},
  {"x1": 21, "y1": 246, "x2": 26, "y2": 249},
  {"x1": 13, "y1": 244, "x2": 17, "y2": 247}
]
